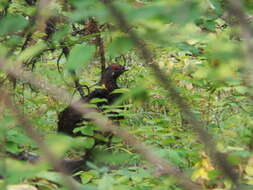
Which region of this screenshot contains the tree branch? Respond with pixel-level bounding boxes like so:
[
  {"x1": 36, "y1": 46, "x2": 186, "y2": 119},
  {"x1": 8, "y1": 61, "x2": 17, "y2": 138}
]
[
  {"x1": 226, "y1": 0, "x2": 253, "y2": 89},
  {"x1": 0, "y1": 58, "x2": 201, "y2": 190},
  {"x1": 101, "y1": 0, "x2": 238, "y2": 185},
  {"x1": 0, "y1": 90, "x2": 80, "y2": 190}
]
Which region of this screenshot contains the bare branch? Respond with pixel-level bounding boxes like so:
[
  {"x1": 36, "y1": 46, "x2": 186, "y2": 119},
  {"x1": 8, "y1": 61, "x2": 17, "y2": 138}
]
[
  {"x1": 226, "y1": 0, "x2": 253, "y2": 87},
  {"x1": 0, "y1": 98, "x2": 7, "y2": 189},
  {"x1": 0, "y1": 58, "x2": 201, "y2": 190},
  {"x1": 101, "y1": 0, "x2": 238, "y2": 185},
  {"x1": 0, "y1": 90, "x2": 80, "y2": 190},
  {"x1": 36, "y1": 0, "x2": 52, "y2": 32}
]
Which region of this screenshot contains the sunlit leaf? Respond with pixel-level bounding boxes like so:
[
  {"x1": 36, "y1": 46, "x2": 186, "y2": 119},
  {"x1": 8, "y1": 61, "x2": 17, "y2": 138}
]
[
  {"x1": 66, "y1": 44, "x2": 96, "y2": 70},
  {"x1": 0, "y1": 14, "x2": 28, "y2": 36}
]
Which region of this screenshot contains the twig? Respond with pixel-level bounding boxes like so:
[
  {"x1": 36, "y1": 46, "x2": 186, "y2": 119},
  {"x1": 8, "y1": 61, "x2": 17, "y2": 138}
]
[
  {"x1": 101, "y1": 0, "x2": 238, "y2": 185},
  {"x1": 85, "y1": 18, "x2": 106, "y2": 75},
  {"x1": 0, "y1": 98, "x2": 7, "y2": 189},
  {"x1": 0, "y1": 58, "x2": 201, "y2": 190},
  {"x1": 0, "y1": 90, "x2": 80, "y2": 190},
  {"x1": 70, "y1": 70, "x2": 86, "y2": 99},
  {"x1": 36, "y1": 0, "x2": 52, "y2": 33},
  {"x1": 226, "y1": 0, "x2": 253, "y2": 94}
]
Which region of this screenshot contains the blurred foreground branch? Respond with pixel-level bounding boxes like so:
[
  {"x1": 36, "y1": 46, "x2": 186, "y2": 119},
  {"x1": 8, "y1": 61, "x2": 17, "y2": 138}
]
[
  {"x1": 0, "y1": 58, "x2": 201, "y2": 190},
  {"x1": 0, "y1": 90, "x2": 80, "y2": 190},
  {"x1": 226, "y1": 0, "x2": 253, "y2": 88},
  {"x1": 101, "y1": 0, "x2": 239, "y2": 185}
]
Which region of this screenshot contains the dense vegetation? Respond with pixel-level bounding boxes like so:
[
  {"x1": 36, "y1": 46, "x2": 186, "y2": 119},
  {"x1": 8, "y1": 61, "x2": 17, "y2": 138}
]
[{"x1": 1, "y1": 0, "x2": 253, "y2": 189}]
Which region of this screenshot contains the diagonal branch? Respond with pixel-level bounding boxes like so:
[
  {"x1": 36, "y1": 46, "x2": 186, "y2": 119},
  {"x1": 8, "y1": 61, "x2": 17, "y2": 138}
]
[
  {"x1": 0, "y1": 58, "x2": 201, "y2": 190},
  {"x1": 0, "y1": 90, "x2": 80, "y2": 190},
  {"x1": 226, "y1": 0, "x2": 253, "y2": 88},
  {"x1": 36, "y1": 0, "x2": 52, "y2": 33},
  {"x1": 101, "y1": 0, "x2": 238, "y2": 185}
]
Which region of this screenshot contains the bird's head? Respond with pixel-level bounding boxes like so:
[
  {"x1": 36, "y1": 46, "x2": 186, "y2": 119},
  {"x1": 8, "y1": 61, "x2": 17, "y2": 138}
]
[
  {"x1": 102, "y1": 64, "x2": 128, "y2": 80},
  {"x1": 101, "y1": 64, "x2": 128, "y2": 91}
]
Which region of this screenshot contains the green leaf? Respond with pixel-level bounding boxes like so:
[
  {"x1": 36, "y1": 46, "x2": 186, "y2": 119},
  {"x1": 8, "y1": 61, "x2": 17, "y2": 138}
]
[
  {"x1": 6, "y1": 128, "x2": 35, "y2": 148},
  {"x1": 17, "y1": 41, "x2": 46, "y2": 62},
  {"x1": 177, "y1": 42, "x2": 200, "y2": 55},
  {"x1": 74, "y1": 126, "x2": 95, "y2": 136},
  {"x1": 45, "y1": 134, "x2": 74, "y2": 156},
  {"x1": 36, "y1": 171, "x2": 63, "y2": 185},
  {"x1": 98, "y1": 175, "x2": 114, "y2": 190},
  {"x1": 83, "y1": 137, "x2": 95, "y2": 149},
  {"x1": 66, "y1": 44, "x2": 96, "y2": 70},
  {"x1": 0, "y1": 14, "x2": 28, "y2": 36},
  {"x1": 108, "y1": 36, "x2": 133, "y2": 58},
  {"x1": 5, "y1": 159, "x2": 44, "y2": 184},
  {"x1": 93, "y1": 151, "x2": 132, "y2": 165},
  {"x1": 203, "y1": 19, "x2": 217, "y2": 31},
  {"x1": 5, "y1": 142, "x2": 22, "y2": 154},
  {"x1": 210, "y1": 0, "x2": 224, "y2": 15},
  {"x1": 80, "y1": 171, "x2": 95, "y2": 184},
  {"x1": 90, "y1": 98, "x2": 108, "y2": 104},
  {"x1": 167, "y1": 1, "x2": 201, "y2": 24},
  {"x1": 111, "y1": 88, "x2": 130, "y2": 94}
]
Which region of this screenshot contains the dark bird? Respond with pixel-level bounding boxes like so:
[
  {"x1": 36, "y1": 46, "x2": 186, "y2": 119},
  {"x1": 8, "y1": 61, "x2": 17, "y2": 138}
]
[
  {"x1": 4, "y1": 64, "x2": 127, "y2": 176},
  {"x1": 57, "y1": 64, "x2": 127, "y2": 157}
]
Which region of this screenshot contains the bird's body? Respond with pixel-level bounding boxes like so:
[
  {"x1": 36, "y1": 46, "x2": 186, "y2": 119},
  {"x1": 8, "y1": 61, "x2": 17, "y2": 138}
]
[
  {"x1": 6, "y1": 64, "x2": 127, "y2": 175},
  {"x1": 57, "y1": 88, "x2": 122, "y2": 137},
  {"x1": 57, "y1": 64, "x2": 127, "y2": 140}
]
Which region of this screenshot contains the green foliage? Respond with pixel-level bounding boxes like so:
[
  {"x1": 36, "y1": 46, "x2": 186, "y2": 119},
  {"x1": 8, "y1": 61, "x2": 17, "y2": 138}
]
[
  {"x1": 6, "y1": 128, "x2": 36, "y2": 154},
  {"x1": 66, "y1": 44, "x2": 96, "y2": 71},
  {"x1": 0, "y1": 14, "x2": 28, "y2": 36},
  {"x1": 1, "y1": 0, "x2": 253, "y2": 189},
  {"x1": 108, "y1": 36, "x2": 134, "y2": 58}
]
